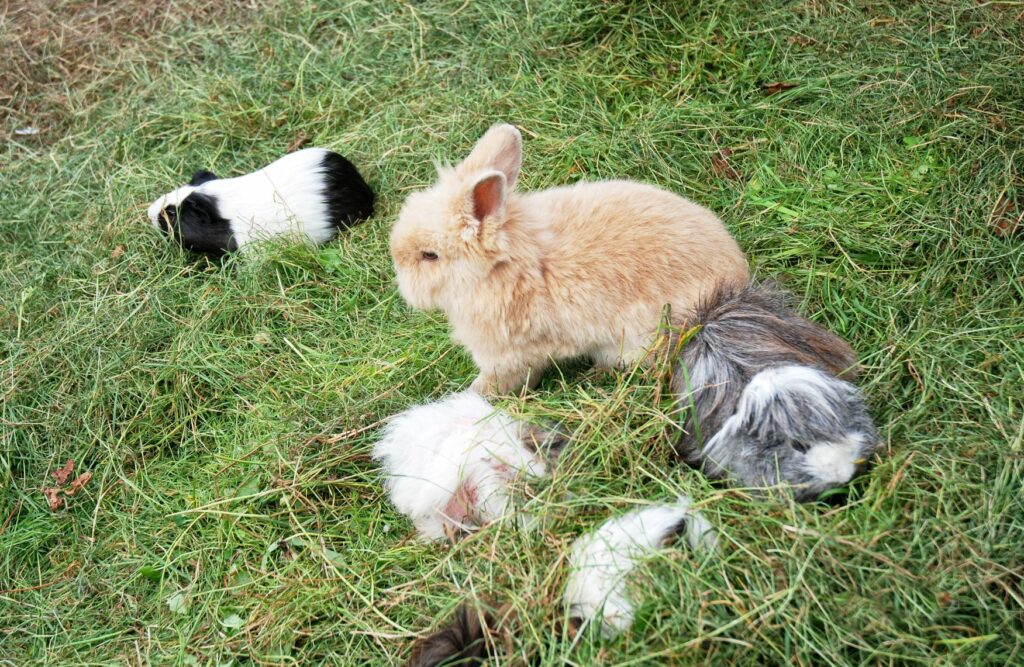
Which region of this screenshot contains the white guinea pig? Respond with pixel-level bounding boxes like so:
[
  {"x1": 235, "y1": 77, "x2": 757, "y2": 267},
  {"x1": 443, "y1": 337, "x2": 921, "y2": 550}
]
[
  {"x1": 372, "y1": 391, "x2": 567, "y2": 541},
  {"x1": 147, "y1": 148, "x2": 374, "y2": 254},
  {"x1": 564, "y1": 496, "x2": 717, "y2": 637}
]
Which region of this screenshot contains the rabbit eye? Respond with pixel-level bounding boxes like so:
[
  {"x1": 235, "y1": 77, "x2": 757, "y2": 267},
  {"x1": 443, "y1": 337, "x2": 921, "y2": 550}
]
[{"x1": 421, "y1": 251, "x2": 439, "y2": 261}]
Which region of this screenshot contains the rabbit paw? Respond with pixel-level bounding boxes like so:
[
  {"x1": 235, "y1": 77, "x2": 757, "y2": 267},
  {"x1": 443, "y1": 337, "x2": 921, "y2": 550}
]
[
  {"x1": 470, "y1": 373, "x2": 494, "y2": 395},
  {"x1": 471, "y1": 370, "x2": 532, "y2": 396}
]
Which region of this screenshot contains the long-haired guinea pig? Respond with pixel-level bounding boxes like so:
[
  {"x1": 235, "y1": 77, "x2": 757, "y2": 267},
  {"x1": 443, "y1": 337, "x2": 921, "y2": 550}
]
[
  {"x1": 389, "y1": 124, "x2": 749, "y2": 394},
  {"x1": 371, "y1": 391, "x2": 567, "y2": 542},
  {"x1": 672, "y1": 280, "x2": 879, "y2": 501},
  {"x1": 147, "y1": 148, "x2": 374, "y2": 254}
]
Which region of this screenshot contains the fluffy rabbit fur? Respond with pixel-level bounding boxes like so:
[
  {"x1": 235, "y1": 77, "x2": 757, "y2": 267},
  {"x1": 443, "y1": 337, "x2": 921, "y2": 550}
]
[
  {"x1": 673, "y1": 281, "x2": 879, "y2": 500},
  {"x1": 372, "y1": 391, "x2": 566, "y2": 541},
  {"x1": 407, "y1": 497, "x2": 717, "y2": 666},
  {"x1": 392, "y1": 125, "x2": 878, "y2": 500},
  {"x1": 564, "y1": 496, "x2": 717, "y2": 637},
  {"x1": 390, "y1": 123, "x2": 749, "y2": 395},
  {"x1": 148, "y1": 148, "x2": 373, "y2": 254}
]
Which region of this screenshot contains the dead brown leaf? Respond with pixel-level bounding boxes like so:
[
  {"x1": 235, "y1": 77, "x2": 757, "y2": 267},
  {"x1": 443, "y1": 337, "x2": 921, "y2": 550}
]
[
  {"x1": 990, "y1": 195, "x2": 1022, "y2": 238},
  {"x1": 110, "y1": 245, "x2": 125, "y2": 260},
  {"x1": 761, "y1": 81, "x2": 798, "y2": 95},
  {"x1": 711, "y1": 148, "x2": 741, "y2": 181},
  {"x1": 65, "y1": 472, "x2": 93, "y2": 496},
  {"x1": 907, "y1": 359, "x2": 924, "y2": 392},
  {"x1": 52, "y1": 459, "x2": 74, "y2": 485},
  {"x1": 44, "y1": 488, "x2": 63, "y2": 511},
  {"x1": 286, "y1": 131, "x2": 311, "y2": 153}
]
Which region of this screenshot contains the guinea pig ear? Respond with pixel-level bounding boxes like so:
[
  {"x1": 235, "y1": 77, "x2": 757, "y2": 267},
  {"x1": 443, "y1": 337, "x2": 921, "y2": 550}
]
[
  {"x1": 188, "y1": 170, "x2": 220, "y2": 186},
  {"x1": 459, "y1": 124, "x2": 522, "y2": 190},
  {"x1": 465, "y1": 170, "x2": 507, "y2": 241}
]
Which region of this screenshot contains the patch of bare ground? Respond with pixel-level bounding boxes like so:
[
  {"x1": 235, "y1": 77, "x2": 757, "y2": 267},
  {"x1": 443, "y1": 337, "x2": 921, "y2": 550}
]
[{"x1": 0, "y1": 0, "x2": 259, "y2": 142}]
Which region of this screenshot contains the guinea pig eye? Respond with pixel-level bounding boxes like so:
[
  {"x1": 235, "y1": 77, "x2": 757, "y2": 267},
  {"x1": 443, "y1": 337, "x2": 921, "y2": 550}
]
[{"x1": 421, "y1": 251, "x2": 439, "y2": 262}]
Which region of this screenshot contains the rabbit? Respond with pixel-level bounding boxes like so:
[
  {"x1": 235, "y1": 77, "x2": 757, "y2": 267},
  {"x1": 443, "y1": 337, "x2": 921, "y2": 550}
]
[
  {"x1": 391, "y1": 124, "x2": 879, "y2": 500},
  {"x1": 147, "y1": 147, "x2": 373, "y2": 254},
  {"x1": 372, "y1": 391, "x2": 567, "y2": 542},
  {"x1": 406, "y1": 496, "x2": 717, "y2": 666},
  {"x1": 672, "y1": 281, "x2": 880, "y2": 501},
  {"x1": 389, "y1": 123, "x2": 749, "y2": 395}
]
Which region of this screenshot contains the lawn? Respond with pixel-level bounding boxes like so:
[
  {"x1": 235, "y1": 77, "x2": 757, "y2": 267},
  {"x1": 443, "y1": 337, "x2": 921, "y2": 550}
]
[{"x1": 1, "y1": 0, "x2": 1021, "y2": 664}]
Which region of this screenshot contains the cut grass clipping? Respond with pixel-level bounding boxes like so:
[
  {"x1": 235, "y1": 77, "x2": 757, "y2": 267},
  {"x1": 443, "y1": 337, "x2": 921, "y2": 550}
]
[{"x1": 2, "y1": 1, "x2": 1022, "y2": 665}]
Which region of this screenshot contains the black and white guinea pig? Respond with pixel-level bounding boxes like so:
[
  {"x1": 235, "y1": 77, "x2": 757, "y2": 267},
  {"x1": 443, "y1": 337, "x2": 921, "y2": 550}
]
[{"x1": 146, "y1": 148, "x2": 374, "y2": 254}]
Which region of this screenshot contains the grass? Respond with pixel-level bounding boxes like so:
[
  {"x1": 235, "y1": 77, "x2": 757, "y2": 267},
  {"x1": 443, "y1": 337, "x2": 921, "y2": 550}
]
[{"x1": 1, "y1": 0, "x2": 1022, "y2": 664}]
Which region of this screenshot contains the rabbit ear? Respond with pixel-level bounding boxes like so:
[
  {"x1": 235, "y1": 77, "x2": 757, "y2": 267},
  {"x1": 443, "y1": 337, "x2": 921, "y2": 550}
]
[
  {"x1": 462, "y1": 170, "x2": 507, "y2": 243},
  {"x1": 459, "y1": 124, "x2": 522, "y2": 190},
  {"x1": 470, "y1": 170, "x2": 506, "y2": 225}
]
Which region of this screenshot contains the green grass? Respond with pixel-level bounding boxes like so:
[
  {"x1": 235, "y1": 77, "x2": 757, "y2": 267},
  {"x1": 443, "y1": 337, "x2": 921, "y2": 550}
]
[{"x1": 2, "y1": 0, "x2": 1022, "y2": 664}]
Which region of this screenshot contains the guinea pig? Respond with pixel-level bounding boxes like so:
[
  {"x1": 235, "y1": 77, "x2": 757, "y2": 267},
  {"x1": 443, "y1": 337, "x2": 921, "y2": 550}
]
[
  {"x1": 147, "y1": 148, "x2": 374, "y2": 254},
  {"x1": 372, "y1": 391, "x2": 567, "y2": 542},
  {"x1": 564, "y1": 496, "x2": 717, "y2": 637},
  {"x1": 388, "y1": 123, "x2": 749, "y2": 395},
  {"x1": 672, "y1": 280, "x2": 880, "y2": 501}
]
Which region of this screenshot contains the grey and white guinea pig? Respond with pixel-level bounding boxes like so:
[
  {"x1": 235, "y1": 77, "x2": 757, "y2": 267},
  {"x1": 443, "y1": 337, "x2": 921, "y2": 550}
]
[{"x1": 146, "y1": 148, "x2": 374, "y2": 254}]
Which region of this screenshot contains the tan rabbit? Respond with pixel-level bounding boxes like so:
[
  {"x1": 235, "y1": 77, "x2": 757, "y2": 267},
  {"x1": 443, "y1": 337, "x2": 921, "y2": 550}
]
[{"x1": 390, "y1": 123, "x2": 749, "y2": 394}]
